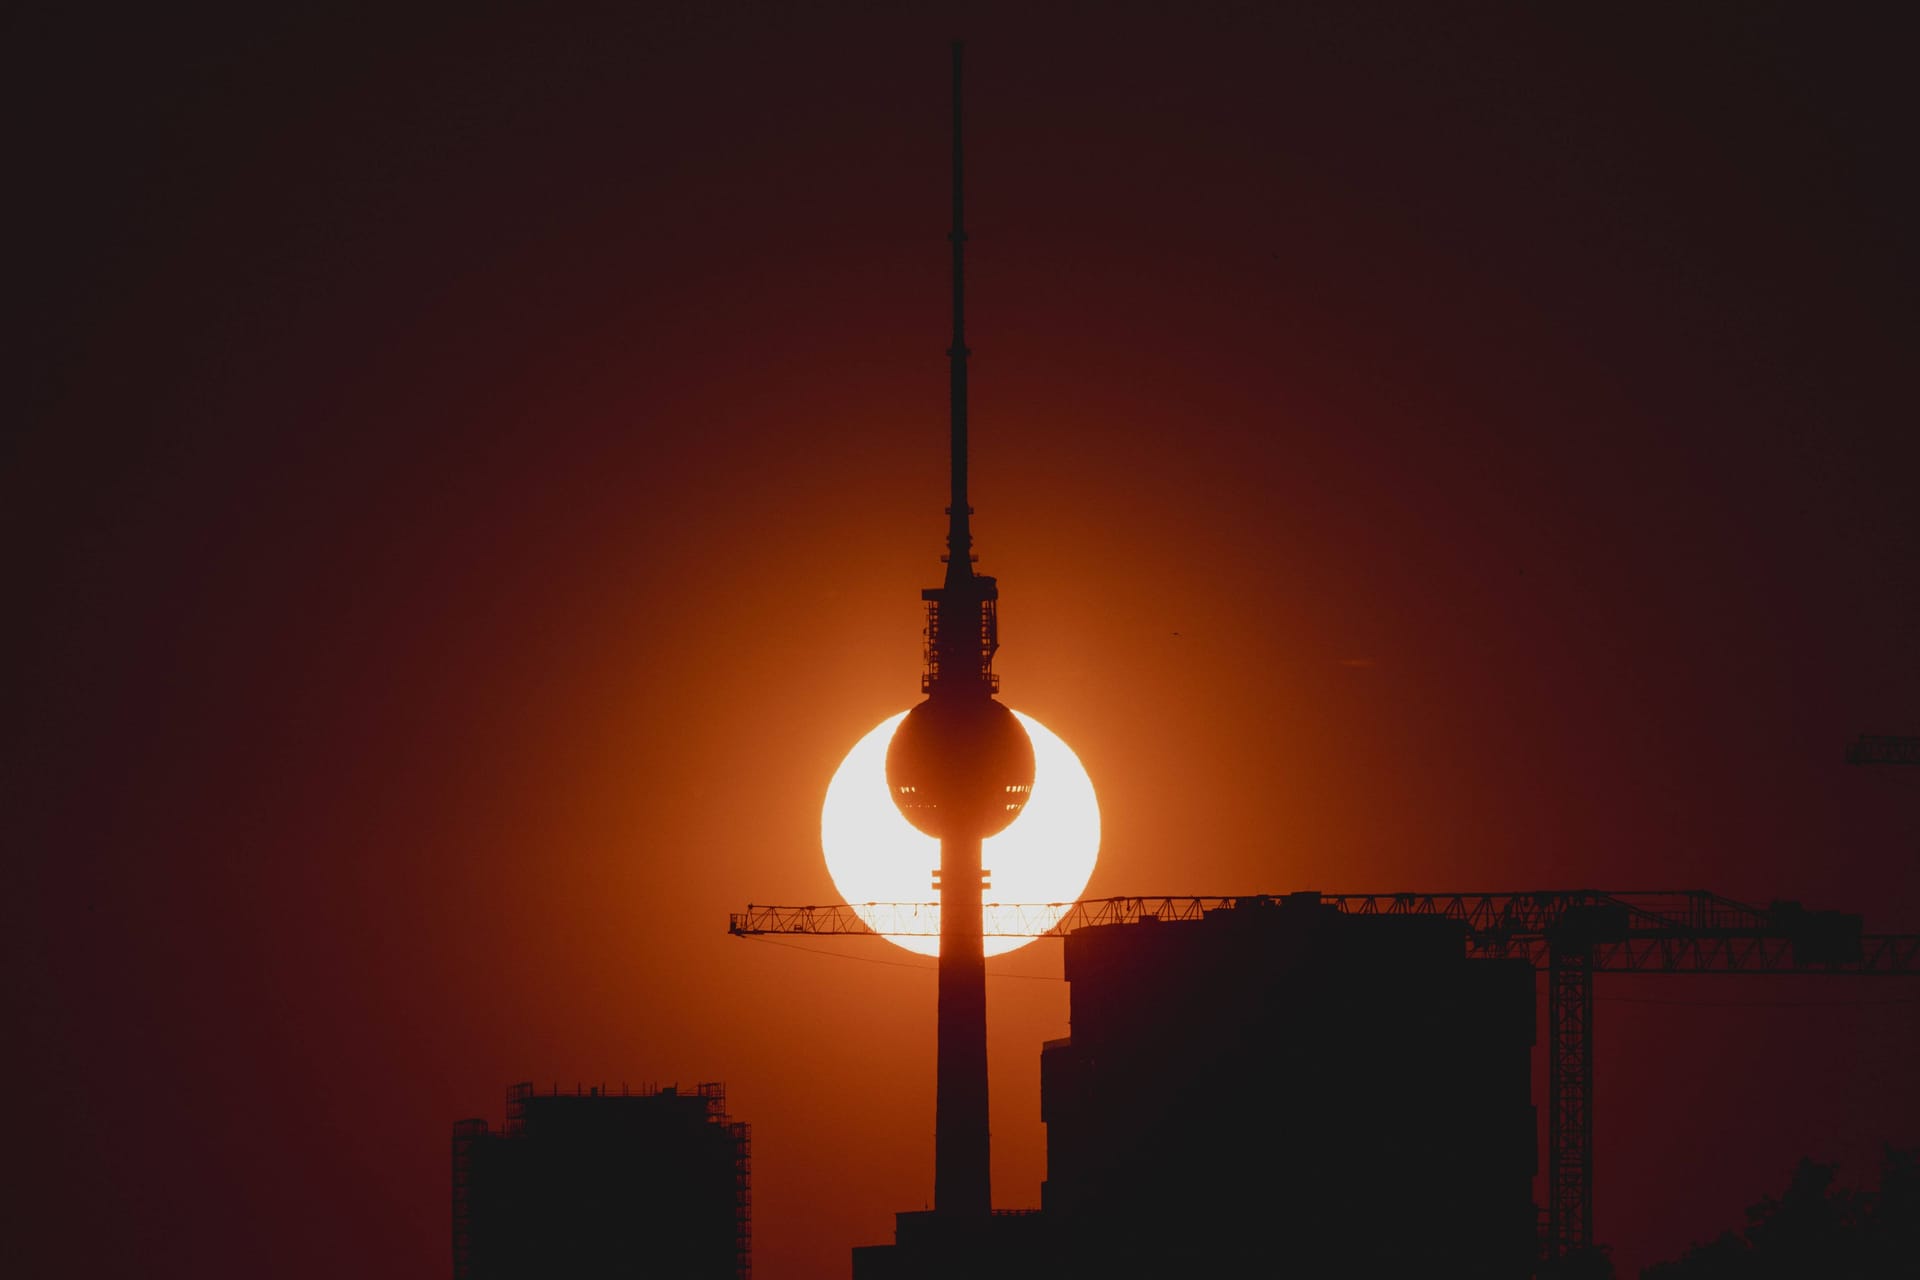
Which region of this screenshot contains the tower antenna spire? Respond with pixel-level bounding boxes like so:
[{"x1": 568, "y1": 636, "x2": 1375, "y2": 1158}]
[{"x1": 946, "y1": 39, "x2": 972, "y2": 589}]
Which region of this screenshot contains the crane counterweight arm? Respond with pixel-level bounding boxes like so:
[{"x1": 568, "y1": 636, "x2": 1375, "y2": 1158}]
[{"x1": 1847, "y1": 734, "x2": 1920, "y2": 765}]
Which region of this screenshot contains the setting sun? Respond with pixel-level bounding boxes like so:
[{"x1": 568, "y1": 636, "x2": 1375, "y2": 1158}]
[{"x1": 822, "y1": 710, "x2": 1100, "y2": 956}]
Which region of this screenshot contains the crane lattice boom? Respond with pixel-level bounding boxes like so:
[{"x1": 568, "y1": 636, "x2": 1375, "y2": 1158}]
[{"x1": 731, "y1": 891, "x2": 1920, "y2": 973}]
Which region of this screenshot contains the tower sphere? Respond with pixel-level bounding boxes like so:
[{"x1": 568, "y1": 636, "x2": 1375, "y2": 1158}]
[{"x1": 885, "y1": 695, "x2": 1035, "y2": 839}]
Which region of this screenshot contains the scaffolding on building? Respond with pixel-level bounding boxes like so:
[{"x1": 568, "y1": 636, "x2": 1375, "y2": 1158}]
[{"x1": 452, "y1": 1079, "x2": 750, "y2": 1279}]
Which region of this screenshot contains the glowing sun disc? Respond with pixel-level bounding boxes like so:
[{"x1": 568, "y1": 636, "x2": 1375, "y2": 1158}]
[{"x1": 822, "y1": 710, "x2": 1100, "y2": 957}]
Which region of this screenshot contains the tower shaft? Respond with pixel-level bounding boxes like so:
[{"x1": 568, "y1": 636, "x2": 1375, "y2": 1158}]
[{"x1": 934, "y1": 834, "x2": 989, "y2": 1218}]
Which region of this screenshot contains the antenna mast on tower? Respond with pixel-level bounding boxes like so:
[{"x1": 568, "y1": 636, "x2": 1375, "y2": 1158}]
[{"x1": 946, "y1": 39, "x2": 973, "y2": 591}]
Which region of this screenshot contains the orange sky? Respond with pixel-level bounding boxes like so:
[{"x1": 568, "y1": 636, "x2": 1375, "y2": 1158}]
[{"x1": 12, "y1": 4, "x2": 1918, "y2": 1276}]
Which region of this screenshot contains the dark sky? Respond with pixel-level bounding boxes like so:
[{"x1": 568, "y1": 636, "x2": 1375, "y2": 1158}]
[{"x1": 11, "y1": 3, "x2": 1917, "y2": 1276}]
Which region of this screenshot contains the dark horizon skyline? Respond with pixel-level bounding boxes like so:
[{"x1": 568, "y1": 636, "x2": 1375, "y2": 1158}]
[{"x1": 11, "y1": 4, "x2": 1918, "y2": 1276}]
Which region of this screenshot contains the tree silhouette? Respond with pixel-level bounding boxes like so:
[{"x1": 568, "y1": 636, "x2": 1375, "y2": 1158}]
[{"x1": 1642, "y1": 1145, "x2": 1919, "y2": 1279}]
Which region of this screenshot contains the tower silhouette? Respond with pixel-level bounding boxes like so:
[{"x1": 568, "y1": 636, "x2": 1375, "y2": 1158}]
[{"x1": 881, "y1": 41, "x2": 1034, "y2": 1222}]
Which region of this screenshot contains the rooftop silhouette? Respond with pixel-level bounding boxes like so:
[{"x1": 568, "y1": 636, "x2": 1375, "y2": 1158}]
[{"x1": 453, "y1": 1082, "x2": 748, "y2": 1279}]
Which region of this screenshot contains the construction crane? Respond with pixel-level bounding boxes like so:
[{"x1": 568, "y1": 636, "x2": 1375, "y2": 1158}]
[
  {"x1": 729, "y1": 889, "x2": 1920, "y2": 1268},
  {"x1": 1847, "y1": 734, "x2": 1920, "y2": 765}
]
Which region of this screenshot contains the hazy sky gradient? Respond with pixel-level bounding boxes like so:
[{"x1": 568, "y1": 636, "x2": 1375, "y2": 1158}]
[{"x1": 12, "y1": 4, "x2": 1917, "y2": 1275}]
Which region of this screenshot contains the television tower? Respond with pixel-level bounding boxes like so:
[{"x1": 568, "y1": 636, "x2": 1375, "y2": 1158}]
[{"x1": 882, "y1": 41, "x2": 1035, "y2": 1220}]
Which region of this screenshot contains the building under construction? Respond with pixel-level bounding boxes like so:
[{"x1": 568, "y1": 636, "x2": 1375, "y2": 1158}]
[{"x1": 452, "y1": 1081, "x2": 749, "y2": 1280}]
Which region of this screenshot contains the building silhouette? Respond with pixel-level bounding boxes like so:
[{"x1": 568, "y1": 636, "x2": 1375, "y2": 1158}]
[
  {"x1": 1039, "y1": 893, "x2": 1536, "y2": 1276},
  {"x1": 856, "y1": 893, "x2": 1536, "y2": 1277},
  {"x1": 453, "y1": 1081, "x2": 749, "y2": 1279}
]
